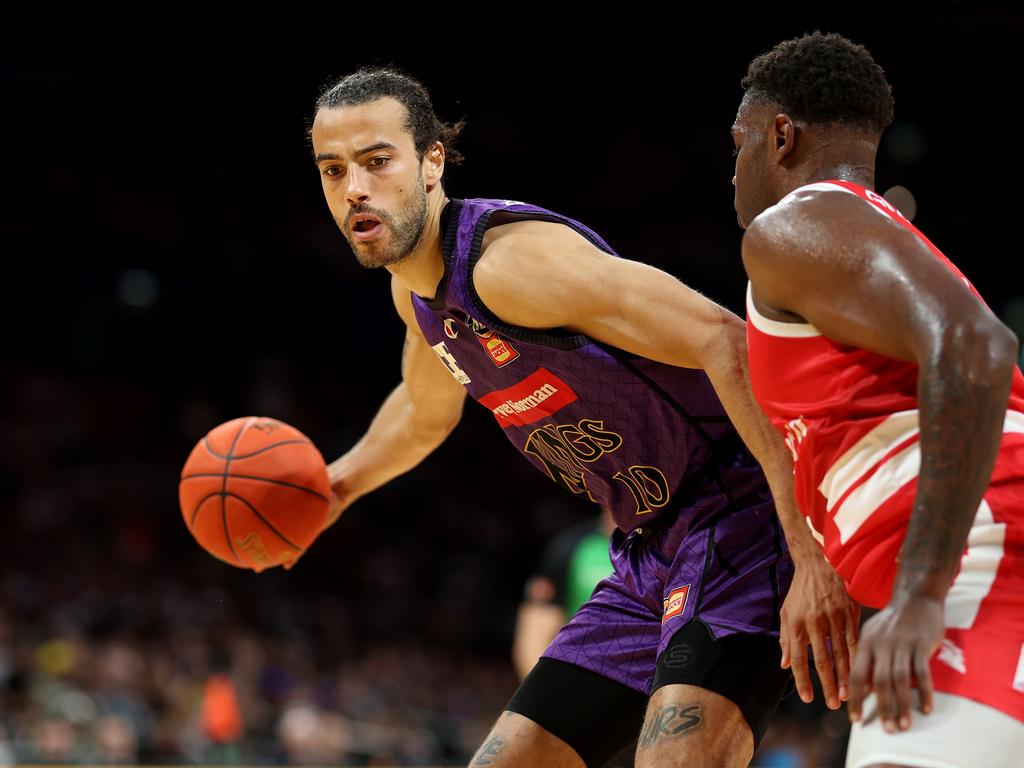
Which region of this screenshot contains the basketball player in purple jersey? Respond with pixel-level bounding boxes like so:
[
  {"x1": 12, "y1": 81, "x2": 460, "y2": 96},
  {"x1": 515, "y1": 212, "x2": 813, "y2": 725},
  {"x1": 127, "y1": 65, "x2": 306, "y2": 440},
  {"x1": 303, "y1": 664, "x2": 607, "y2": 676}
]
[{"x1": 307, "y1": 68, "x2": 857, "y2": 767}]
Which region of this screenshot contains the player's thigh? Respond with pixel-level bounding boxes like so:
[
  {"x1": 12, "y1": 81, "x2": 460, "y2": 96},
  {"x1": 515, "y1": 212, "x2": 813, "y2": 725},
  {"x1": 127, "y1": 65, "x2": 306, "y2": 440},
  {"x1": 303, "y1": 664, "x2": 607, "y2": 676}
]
[
  {"x1": 468, "y1": 710, "x2": 584, "y2": 768},
  {"x1": 634, "y1": 682, "x2": 751, "y2": 768},
  {"x1": 846, "y1": 691, "x2": 1024, "y2": 768},
  {"x1": 502, "y1": 657, "x2": 648, "y2": 768},
  {"x1": 634, "y1": 619, "x2": 792, "y2": 768}
]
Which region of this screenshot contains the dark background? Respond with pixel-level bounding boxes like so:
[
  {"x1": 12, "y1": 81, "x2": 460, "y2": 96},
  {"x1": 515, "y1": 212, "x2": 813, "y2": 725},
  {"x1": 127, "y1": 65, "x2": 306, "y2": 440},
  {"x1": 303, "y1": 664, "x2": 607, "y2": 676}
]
[{"x1": 1, "y1": 7, "x2": 1019, "y2": 765}]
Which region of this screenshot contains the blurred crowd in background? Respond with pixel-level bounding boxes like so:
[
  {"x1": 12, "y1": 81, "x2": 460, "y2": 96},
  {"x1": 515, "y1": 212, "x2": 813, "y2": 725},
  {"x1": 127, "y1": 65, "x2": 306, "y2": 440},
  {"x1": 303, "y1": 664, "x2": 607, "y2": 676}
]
[
  {"x1": 0, "y1": 370, "x2": 850, "y2": 766},
  {"x1": 0, "y1": 367, "x2": 536, "y2": 766}
]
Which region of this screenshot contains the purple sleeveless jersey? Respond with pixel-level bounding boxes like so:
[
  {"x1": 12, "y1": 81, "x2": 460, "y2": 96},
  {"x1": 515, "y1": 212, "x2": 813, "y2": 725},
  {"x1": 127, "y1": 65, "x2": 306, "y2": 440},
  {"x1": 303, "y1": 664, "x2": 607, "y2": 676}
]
[
  {"x1": 411, "y1": 198, "x2": 768, "y2": 533},
  {"x1": 411, "y1": 198, "x2": 790, "y2": 694}
]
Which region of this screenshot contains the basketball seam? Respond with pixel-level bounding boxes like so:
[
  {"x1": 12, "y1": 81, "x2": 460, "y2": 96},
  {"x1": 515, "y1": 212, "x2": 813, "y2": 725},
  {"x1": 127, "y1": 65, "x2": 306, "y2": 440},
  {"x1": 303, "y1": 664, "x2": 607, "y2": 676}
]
[
  {"x1": 225, "y1": 492, "x2": 304, "y2": 552},
  {"x1": 181, "y1": 473, "x2": 329, "y2": 502},
  {"x1": 221, "y1": 418, "x2": 253, "y2": 564},
  {"x1": 188, "y1": 490, "x2": 306, "y2": 562},
  {"x1": 203, "y1": 437, "x2": 311, "y2": 460},
  {"x1": 190, "y1": 491, "x2": 224, "y2": 529}
]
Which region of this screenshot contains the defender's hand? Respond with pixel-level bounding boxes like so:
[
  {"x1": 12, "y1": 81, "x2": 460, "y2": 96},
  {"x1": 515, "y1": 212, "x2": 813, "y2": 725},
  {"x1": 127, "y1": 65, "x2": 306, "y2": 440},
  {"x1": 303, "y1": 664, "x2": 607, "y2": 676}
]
[
  {"x1": 780, "y1": 554, "x2": 860, "y2": 709},
  {"x1": 848, "y1": 593, "x2": 944, "y2": 732}
]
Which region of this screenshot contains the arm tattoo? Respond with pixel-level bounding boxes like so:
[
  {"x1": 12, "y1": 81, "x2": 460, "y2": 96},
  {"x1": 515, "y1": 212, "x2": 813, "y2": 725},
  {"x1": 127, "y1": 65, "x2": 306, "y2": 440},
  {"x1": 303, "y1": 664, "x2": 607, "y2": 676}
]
[
  {"x1": 638, "y1": 704, "x2": 702, "y2": 750},
  {"x1": 473, "y1": 736, "x2": 506, "y2": 765}
]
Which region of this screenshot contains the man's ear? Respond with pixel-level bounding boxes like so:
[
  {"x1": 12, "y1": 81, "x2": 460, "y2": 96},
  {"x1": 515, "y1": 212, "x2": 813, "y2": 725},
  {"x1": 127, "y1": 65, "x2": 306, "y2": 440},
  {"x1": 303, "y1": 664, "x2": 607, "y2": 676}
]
[
  {"x1": 774, "y1": 114, "x2": 798, "y2": 162},
  {"x1": 424, "y1": 141, "x2": 445, "y2": 188}
]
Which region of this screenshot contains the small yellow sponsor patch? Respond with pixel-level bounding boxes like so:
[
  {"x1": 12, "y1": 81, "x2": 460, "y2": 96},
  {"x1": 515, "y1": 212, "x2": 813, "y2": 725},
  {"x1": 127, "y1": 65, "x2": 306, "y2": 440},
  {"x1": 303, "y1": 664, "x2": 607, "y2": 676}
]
[{"x1": 662, "y1": 585, "x2": 690, "y2": 623}]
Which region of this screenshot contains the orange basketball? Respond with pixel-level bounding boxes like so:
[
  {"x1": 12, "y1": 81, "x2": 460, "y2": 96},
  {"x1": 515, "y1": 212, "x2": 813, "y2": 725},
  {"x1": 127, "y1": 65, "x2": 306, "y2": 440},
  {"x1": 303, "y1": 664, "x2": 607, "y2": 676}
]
[{"x1": 179, "y1": 417, "x2": 330, "y2": 572}]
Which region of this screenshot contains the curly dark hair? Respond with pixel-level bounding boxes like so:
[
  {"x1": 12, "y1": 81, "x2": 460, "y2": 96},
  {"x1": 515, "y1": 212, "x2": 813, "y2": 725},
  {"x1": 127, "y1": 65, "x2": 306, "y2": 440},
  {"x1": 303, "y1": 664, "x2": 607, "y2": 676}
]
[
  {"x1": 741, "y1": 32, "x2": 894, "y2": 133},
  {"x1": 313, "y1": 66, "x2": 465, "y2": 165}
]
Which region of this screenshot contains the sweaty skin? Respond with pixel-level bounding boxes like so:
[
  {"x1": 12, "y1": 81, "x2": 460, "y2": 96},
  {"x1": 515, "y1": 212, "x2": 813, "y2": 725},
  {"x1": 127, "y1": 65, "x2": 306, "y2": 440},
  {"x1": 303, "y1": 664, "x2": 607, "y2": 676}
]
[{"x1": 733, "y1": 93, "x2": 1019, "y2": 734}]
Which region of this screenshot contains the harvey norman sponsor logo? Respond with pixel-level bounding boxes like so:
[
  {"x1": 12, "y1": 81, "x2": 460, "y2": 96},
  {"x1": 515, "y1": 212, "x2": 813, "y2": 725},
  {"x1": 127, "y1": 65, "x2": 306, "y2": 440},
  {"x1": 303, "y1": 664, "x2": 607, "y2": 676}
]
[
  {"x1": 478, "y1": 368, "x2": 578, "y2": 428},
  {"x1": 493, "y1": 382, "x2": 557, "y2": 416}
]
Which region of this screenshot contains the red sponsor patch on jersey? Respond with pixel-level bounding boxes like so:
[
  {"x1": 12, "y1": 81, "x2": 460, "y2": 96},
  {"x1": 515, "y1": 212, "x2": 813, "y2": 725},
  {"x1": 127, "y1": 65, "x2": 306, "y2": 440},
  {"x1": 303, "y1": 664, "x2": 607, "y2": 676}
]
[
  {"x1": 475, "y1": 329, "x2": 520, "y2": 367},
  {"x1": 478, "y1": 368, "x2": 578, "y2": 428},
  {"x1": 662, "y1": 585, "x2": 690, "y2": 623}
]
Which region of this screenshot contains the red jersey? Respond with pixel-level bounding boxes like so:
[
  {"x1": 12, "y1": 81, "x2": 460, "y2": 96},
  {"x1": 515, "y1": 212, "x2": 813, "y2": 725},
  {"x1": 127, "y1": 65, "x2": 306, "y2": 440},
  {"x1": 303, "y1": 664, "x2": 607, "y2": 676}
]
[{"x1": 746, "y1": 180, "x2": 1024, "y2": 610}]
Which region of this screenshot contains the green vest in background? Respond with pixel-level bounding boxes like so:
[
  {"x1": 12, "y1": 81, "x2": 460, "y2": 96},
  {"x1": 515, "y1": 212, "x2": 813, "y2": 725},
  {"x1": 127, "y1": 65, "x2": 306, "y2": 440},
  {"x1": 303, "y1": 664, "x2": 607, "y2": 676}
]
[{"x1": 565, "y1": 529, "x2": 613, "y2": 616}]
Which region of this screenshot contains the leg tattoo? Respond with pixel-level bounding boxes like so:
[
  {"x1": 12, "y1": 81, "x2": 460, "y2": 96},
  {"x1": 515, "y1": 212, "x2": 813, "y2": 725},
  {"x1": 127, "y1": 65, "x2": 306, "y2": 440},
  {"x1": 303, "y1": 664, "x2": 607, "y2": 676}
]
[
  {"x1": 474, "y1": 736, "x2": 507, "y2": 765},
  {"x1": 638, "y1": 705, "x2": 703, "y2": 750}
]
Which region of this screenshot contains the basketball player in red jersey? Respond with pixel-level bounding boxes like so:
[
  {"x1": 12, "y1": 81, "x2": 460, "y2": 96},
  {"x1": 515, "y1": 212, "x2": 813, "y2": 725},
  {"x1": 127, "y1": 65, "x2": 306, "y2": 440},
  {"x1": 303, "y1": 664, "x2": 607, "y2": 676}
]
[{"x1": 734, "y1": 32, "x2": 1024, "y2": 767}]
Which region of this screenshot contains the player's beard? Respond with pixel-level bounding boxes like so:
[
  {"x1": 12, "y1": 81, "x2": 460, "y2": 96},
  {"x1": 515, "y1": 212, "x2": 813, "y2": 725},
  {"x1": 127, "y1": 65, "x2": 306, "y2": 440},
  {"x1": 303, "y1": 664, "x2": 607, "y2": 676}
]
[{"x1": 340, "y1": 171, "x2": 428, "y2": 269}]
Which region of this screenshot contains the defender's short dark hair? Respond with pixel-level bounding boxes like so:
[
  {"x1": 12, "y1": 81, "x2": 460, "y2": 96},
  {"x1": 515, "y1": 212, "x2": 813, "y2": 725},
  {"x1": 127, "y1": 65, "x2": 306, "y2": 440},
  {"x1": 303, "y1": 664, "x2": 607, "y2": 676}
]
[
  {"x1": 314, "y1": 66, "x2": 465, "y2": 165},
  {"x1": 742, "y1": 32, "x2": 894, "y2": 133}
]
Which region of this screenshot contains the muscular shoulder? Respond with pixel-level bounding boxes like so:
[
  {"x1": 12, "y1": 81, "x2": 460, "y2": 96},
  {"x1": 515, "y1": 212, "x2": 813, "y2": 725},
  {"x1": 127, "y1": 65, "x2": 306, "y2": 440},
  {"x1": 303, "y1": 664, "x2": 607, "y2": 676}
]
[
  {"x1": 744, "y1": 188, "x2": 862, "y2": 267},
  {"x1": 477, "y1": 218, "x2": 598, "y2": 276},
  {"x1": 742, "y1": 187, "x2": 900, "y2": 308},
  {"x1": 742, "y1": 185, "x2": 1001, "y2": 358},
  {"x1": 473, "y1": 219, "x2": 612, "y2": 330}
]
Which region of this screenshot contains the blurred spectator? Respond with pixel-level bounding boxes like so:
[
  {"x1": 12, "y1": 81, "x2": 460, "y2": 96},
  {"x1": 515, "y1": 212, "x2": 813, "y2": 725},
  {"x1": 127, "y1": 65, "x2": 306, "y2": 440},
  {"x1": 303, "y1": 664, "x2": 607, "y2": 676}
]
[
  {"x1": 512, "y1": 507, "x2": 615, "y2": 679},
  {"x1": 93, "y1": 714, "x2": 138, "y2": 765},
  {"x1": 201, "y1": 673, "x2": 242, "y2": 764}
]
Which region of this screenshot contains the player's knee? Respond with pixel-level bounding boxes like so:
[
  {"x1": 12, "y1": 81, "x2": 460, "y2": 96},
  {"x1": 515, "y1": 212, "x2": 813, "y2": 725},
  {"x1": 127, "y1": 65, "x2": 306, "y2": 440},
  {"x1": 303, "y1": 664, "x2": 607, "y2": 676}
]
[
  {"x1": 651, "y1": 621, "x2": 789, "y2": 756},
  {"x1": 468, "y1": 710, "x2": 586, "y2": 768},
  {"x1": 635, "y1": 684, "x2": 752, "y2": 768}
]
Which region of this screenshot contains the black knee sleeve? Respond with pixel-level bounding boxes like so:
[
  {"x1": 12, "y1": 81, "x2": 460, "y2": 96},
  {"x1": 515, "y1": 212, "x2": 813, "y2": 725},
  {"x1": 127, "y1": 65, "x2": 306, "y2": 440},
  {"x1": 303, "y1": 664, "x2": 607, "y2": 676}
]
[{"x1": 653, "y1": 619, "x2": 792, "y2": 748}]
